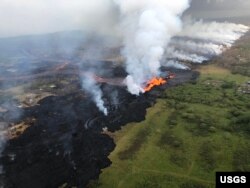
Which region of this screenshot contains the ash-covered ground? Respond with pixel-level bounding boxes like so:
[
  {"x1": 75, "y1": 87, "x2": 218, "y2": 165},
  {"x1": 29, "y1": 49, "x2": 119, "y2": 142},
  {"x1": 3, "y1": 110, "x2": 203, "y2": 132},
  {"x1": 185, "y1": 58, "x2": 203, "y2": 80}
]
[{"x1": 0, "y1": 56, "x2": 198, "y2": 188}]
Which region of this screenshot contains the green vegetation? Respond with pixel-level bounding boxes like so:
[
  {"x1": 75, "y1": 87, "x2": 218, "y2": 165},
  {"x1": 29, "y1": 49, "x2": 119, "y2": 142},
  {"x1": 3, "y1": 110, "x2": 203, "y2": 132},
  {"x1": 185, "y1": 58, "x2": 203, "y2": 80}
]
[
  {"x1": 118, "y1": 128, "x2": 150, "y2": 160},
  {"x1": 88, "y1": 36, "x2": 250, "y2": 188},
  {"x1": 232, "y1": 141, "x2": 250, "y2": 171},
  {"x1": 198, "y1": 141, "x2": 216, "y2": 171},
  {"x1": 212, "y1": 31, "x2": 250, "y2": 77}
]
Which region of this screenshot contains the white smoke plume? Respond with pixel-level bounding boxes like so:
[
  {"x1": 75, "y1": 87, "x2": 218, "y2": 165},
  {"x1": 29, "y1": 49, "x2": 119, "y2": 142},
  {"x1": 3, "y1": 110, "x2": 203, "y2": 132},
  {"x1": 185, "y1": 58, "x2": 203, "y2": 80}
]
[
  {"x1": 165, "y1": 20, "x2": 249, "y2": 64},
  {"x1": 169, "y1": 39, "x2": 225, "y2": 56},
  {"x1": 163, "y1": 60, "x2": 190, "y2": 70},
  {"x1": 179, "y1": 21, "x2": 249, "y2": 46},
  {"x1": 81, "y1": 73, "x2": 108, "y2": 116},
  {"x1": 167, "y1": 47, "x2": 209, "y2": 63},
  {"x1": 114, "y1": 0, "x2": 190, "y2": 95}
]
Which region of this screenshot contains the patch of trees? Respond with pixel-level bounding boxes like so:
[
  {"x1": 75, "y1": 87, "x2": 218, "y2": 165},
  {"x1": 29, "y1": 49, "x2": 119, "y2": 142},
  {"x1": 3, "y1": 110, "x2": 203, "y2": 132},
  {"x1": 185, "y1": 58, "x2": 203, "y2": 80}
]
[
  {"x1": 167, "y1": 111, "x2": 178, "y2": 128},
  {"x1": 164, "y1": 84, "x2": 223, "y2": 106},
  {"x1": 221, "y1": 81, "x2": 236, "y2": 89},
  {"x1": 169, "y1": 151, "x2": 188, "y2": 168},
  {"x1": 229, "y1": 108, "x2": 243, "y2": 117},
  {"x1": 118, "y1": 128, "x2": 150, "y2": 160},
  {"x1": 181, "y1": 113, "x2": 216, "y2": 136},
  {"x1": 180, "y1": 181, "x2": 209, "y2": 188},
  {"x1": 198, "y1": 141, "x2": 217, "y2": 171},
  {"x1": 135, "y1": 176, "x2": 160, "y2": 188},
  {"x1": 164, "y1": 100, "x2": 187, "y2": 110},
  {"x1": 233, "y1": 143, "x2": 250, "y2": 171},
  {"x1": 157, "y1": 130, "x2": 183, "y2": 149},
  {"x1": 231, "y1": 64, "x2": 250, "y2": 77},
  {"x1": 231, "y1": 112, "x2": 250, "y2": 135}
]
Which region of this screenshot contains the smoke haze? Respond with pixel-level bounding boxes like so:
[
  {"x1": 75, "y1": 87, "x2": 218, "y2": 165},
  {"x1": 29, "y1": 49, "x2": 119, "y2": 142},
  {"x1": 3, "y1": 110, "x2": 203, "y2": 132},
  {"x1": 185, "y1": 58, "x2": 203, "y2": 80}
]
[
  {"x1": 1, "y1": 0, "x2": 250, "y2": 38},
  {"x1": 165, "y1": 21, "x2": 249, "y2": 63},
  {"x1": 0, "y1": 0, "x2": 117, "y2": 38}
]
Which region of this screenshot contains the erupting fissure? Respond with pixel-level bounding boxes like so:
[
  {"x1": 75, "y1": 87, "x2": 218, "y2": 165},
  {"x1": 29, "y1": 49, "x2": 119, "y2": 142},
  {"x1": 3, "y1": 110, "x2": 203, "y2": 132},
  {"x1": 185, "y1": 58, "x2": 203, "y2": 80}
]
[
  {"x1": 144, "y1": 77, "x2": 167, "y2": 92},
  {"x1": 144, "y1": 73, "x2": 176, "y2": 92},
  {"x1": 115, "y1": 0, "x2": 190, "y2": 95}
]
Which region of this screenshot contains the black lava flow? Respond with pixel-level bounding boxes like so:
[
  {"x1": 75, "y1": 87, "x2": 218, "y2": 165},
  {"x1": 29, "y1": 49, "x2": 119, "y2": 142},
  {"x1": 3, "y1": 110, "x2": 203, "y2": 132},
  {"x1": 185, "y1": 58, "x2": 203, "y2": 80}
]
[{"x1": 0, "y1": 63, "x2": 198, "y2": 188}]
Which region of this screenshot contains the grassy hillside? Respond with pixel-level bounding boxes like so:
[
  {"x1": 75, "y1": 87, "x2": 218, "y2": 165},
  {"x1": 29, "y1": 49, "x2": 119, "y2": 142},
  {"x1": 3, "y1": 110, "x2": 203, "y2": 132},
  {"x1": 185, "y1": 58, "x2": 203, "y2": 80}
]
[{"x1": 88, "y1": 38, "x2": 250, "y2": 188}]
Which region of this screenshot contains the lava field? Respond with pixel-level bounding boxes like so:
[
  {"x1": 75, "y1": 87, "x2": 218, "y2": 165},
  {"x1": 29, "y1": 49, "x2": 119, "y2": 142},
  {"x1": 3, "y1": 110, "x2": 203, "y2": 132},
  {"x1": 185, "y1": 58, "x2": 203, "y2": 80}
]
[{"x1": 0, "y1": 60, "x2": 198, "y2": 187}]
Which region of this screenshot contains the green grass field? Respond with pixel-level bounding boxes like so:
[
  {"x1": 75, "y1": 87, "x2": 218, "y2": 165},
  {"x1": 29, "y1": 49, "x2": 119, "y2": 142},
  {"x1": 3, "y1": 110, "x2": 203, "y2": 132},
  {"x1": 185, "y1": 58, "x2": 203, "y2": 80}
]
[{"x1": 88, "y1": 37, "x2": 250, "y2": 188}]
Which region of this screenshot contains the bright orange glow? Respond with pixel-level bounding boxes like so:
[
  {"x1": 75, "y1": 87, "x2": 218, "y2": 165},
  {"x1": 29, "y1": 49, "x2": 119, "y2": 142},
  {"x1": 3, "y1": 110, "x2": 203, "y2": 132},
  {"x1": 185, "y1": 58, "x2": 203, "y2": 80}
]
[{"x1": 144, "y1": 77, "x2": 167, "y2": 92}]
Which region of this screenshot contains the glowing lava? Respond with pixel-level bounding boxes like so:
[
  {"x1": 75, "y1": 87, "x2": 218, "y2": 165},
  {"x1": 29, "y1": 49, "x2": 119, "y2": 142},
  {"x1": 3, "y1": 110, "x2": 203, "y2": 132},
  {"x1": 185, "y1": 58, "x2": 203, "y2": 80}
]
[
  {"x1": 144, "y1": 77, "x2": 167, "y2": 92},
  {"x1": 143, "y1": 73, "x2": 176, "y2": 92}
]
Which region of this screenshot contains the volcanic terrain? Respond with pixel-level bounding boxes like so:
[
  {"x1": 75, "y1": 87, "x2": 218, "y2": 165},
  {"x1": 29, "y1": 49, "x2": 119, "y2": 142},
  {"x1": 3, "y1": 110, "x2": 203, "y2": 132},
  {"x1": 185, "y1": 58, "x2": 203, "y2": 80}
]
[{"x1": 0, "y1": 50, "x2": 197, "y2": 187}]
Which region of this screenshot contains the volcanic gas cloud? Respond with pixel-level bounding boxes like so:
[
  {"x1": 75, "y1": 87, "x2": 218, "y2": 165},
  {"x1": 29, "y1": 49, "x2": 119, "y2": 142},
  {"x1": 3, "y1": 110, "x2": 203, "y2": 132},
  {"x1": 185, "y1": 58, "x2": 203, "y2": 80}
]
[
  {"x1": 1, "y1": 0, "x2": 249, "y2": 115},
  {"x1": 114, "y1": 0, "x2": 190, "y2": 95},
  {"x1": 79, "y1": 0, "x2": 249, "y2": 114}
]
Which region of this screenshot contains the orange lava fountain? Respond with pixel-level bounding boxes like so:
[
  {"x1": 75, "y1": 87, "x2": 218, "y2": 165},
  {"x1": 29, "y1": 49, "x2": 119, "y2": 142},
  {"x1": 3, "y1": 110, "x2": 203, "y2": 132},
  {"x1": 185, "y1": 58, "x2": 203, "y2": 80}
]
[
  {"x1": 144, "y1": 77, "x2": 167, "y2": 92},
  {"x1": 143, "y1": 73, "x2": 175, "y2": 92}
]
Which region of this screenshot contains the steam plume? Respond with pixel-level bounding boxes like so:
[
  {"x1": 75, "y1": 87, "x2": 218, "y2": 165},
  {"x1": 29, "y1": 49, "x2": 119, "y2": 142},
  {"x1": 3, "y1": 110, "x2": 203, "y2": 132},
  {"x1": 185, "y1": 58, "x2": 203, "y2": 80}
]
[
  {"x1": 115, "y1": 0, "x2": 190, "y2": 95},
  {"x1": 81, "y1": 73, "x2": 108, "y2": 116}
]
